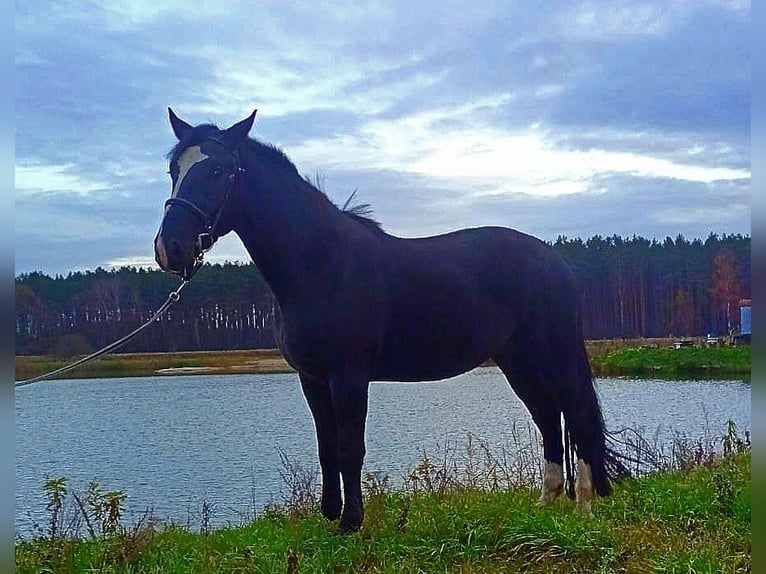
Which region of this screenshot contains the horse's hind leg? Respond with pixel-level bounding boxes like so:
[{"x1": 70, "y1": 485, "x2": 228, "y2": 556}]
[
  {"x1": 494, "y1": 349, "x2": 564, "y2": 506},
  {"x1": 299, "y1": 372, "x2": 342, "y2": 521},
  {"x1": 557, "y1": 339, "x2": 614, "y2": 512}
]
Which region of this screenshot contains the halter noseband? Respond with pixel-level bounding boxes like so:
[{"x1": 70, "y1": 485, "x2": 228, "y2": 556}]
[{"x1": 163, "y1": 137, "x2": 245, "y2": 256}]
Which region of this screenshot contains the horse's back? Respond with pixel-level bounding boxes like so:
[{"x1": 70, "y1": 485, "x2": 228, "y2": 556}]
[
  {"x1": 383, "y1": 226, "x2": 574, "y2": 310},
  {"x1": 370, "y1": 226, "x2": 577, "y2": 380}
]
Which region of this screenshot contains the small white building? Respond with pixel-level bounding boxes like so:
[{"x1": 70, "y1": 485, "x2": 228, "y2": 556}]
[
  {"x1": 735, "y1": 299, "x2": 751, "y2": 345},
  {"x1": 740, "y1": 299, "x2": 751, "y2": 336}
]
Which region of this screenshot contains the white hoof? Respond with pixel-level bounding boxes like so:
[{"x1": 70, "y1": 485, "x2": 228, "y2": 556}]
[
  {"x1": 537, "y1": 461, "x2": 564, "y2": 506},
  {"x1": 575, "y1": 459, "x2": 593, "y2": 513}
]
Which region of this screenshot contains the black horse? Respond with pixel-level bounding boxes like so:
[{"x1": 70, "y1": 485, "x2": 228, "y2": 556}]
[{"x1": 154, "y1": 109, "x2": 628, "y2": 532}]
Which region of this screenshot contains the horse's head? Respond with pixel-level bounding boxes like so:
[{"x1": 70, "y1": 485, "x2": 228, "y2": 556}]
[{"x1": 154, "y1": 108, "x2": 256, "y2": 279}]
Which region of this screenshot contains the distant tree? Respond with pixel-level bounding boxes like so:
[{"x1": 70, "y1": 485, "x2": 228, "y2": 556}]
[
  {"x1": 669, "y1": 289, "x2": 695, "y2": 336},
  {"x1": 15, "y1": 283, "x2": 44, "y2": 354},
  {"x1": 710, "y1": 249, "x2": 742, "y2": 335}
]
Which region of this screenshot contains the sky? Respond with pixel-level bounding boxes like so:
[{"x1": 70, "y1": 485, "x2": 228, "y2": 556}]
[{"x1": 15, "y1": 0, "x2": 751, "y2": 277}]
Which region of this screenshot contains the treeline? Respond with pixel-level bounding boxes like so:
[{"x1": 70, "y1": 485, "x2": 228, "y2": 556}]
[
  {"x1": 15, "y1": 233, "x2": 750, "y2": 356},
  {"x1": 15, "y1": 264, "x2": 278, "y2": 355},
  {"x1": 556, "y1": 233, "x2": 750, "y2": 339}
]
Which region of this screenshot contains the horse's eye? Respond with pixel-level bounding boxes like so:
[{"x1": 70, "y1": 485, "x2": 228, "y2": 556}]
[{"x1": 212, "y1": 166, "x2": 224, "y2": 177}]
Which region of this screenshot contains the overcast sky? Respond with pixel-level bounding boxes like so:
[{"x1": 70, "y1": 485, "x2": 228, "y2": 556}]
[{"x1": 15, "y1": 0, "x2": 750, "y2": 276}]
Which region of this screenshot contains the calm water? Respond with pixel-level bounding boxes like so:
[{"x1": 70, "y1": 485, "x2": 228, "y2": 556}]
[{"x1": 15, "y1": 368, "x2": 750, "y2": 536}]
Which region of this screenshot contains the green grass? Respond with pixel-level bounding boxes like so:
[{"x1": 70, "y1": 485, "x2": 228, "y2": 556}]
[
  {"x1": 16, "y1": 453, "x2": 750, "y2": 573},
  {"x1": 591, "y1": 346, "x2": 750, "y2": 379}
]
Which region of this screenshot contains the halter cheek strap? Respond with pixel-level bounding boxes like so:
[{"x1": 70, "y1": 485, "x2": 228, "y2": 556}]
[
  {"x1": 164, "y1": 138, "x2": 245, "y2": 255},
  {"x1": 164, "y1": 196, "x2": 212, "y2": 227},
  {"x1": 164, "y1": 195, "x2": 219, "y2": 254}
]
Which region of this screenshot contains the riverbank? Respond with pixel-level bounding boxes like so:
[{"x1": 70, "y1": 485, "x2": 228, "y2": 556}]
[
  {"x1": 16, "y1": 449, "x2": 750, "y2": 573},
  {"x1": 593, "y1": 345, "x2": 751, "y2": 378},
  {"x1": 15, "y1": 338, "x2": 750, "y2": 382},
  {"x1": 14, "y1": 348, "x2": 294, "y2": 382}
]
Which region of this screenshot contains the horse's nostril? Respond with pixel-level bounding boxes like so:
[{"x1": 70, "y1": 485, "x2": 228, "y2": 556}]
[{"x1": 168, "y1": 239, "x2": 182, "y2": 256}]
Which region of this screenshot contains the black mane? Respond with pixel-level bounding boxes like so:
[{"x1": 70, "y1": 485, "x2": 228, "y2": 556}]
[
  {"x1": 246, "y1": 142, "x2": 383, "y2": 231},
  {"x1": 242, "y1": 138, "x2": 300, "y2": 176},
  {"x1": 167, "y1": 125, "x2": 382, "y2": 232},
  {"x1": 340, "y1": 190, "x2": 382, "y2": 231}
]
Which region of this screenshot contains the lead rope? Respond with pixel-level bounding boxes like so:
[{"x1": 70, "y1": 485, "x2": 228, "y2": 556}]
[
  {"x1": 15, "y1": 278, "x2": 192, "y2": 388},
  {"x1": 18, "y1": 138, "x2": 241, "y2": 388}
]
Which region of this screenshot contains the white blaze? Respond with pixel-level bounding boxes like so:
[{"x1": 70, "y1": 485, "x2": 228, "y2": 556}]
[
  {"x1": 156, "y1": 145, "x2": 210, "y2": 268},
  {"x1": 172, "y1": 146, "x2": 209, "y2": 198}
]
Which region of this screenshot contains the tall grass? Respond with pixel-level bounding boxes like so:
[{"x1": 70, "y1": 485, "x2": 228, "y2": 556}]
[{"x1": 16, "y1": 423, "x2": 750, "y2": 573}]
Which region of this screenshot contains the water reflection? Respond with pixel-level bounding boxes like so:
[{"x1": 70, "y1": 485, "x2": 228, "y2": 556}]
[{"x1": 15, "y1": 368, "x2": 750, "y2": 535}]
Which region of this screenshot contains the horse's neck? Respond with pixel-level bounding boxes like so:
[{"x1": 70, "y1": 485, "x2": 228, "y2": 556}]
[{"x1": 235, "y1": 170, "x2": 340, "y2": 304}]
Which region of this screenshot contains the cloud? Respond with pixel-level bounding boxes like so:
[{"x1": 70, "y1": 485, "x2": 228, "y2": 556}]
[
  {"x1": 549, "y1": 4, "x2": 750, "y2": 135},
  {"x1": 14, "y1": 0, "x2": 751, "y2": 275},
  {"x1": 443, "y1": 174, "x2": 751, "y2": 242},
  {"x1": 286, "y1": 108, "x2": 748, "y2": 202},
  {"x1": 15, "y1": 162, "x2": 110, "y2": 196}
]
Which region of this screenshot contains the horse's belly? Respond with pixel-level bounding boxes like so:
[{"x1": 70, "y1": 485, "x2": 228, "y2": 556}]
[
  {"x1": 372, "y1": 357, "x2": 489, "y2": 382},
  {"x1": 372, "y1": 357, "x2": 488, "y2": 382},
  {"x1": 371, "y1": 302, "x2": 511, "y2": 381},
  {"x1": 372, "y1": 332, "x2": 496, "y2": 381}
]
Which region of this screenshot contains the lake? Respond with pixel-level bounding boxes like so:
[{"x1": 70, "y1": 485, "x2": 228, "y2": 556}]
[{"x1": 15, "y1": 367, "x2": 751, "y2": 537}]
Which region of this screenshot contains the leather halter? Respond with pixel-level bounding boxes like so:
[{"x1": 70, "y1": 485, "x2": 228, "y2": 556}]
[{"x1": 163, "y1": 137, "x2": 245, "y2": 255}]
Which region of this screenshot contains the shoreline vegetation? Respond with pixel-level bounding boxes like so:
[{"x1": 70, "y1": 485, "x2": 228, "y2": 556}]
[
  {"x1": 16, "y1": 426, "x2": 751, "y2": 573},
  {"x1": 15, "y1": 338, "x2": 750, "y2": 383}
]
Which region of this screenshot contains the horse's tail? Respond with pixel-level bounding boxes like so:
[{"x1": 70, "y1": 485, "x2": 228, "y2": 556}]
[{"x1": 563, "y1": 339, "x2": 631, "y2": 498}]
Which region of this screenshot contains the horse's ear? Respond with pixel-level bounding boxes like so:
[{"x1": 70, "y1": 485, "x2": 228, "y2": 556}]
[
  {"x1": 168, "y1": 108, "x2": 193, "y2": 141},
  {"x1": 225, "y1": 110, "x2": 257, "y2": 141}
]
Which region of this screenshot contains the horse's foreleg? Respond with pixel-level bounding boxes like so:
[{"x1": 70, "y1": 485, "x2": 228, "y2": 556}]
[
  {"x1": 329, "y1": 373, "x2": 370, "y2": 533},
  {"x1": 299, "y1": 372, "x2": 342, "y2": 521}
]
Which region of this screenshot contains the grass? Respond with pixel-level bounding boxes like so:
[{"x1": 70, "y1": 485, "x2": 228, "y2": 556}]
[
  {"x1": 591, "y1": 346, "x2": 751, "y2": 378},
  {"x1": 16, "y1": 426, "x2": 751, "y2": 573},
  {"x1": 15, "y1": 338, "x2": 750, "y2": 383},
  {"x1": 14, "y1": 349, "x2": 294, "y2": 382}
]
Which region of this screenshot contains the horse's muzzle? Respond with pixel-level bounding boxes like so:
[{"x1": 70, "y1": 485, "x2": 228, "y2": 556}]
[
  {"x1": 154, "y1": 234, "x2": 197, "y2": 277},
  {"x1": 154, "y1": 233, "x2": 170, "y2": 271}
]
